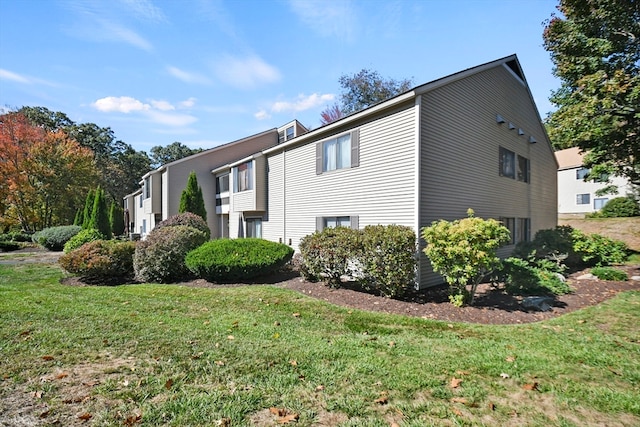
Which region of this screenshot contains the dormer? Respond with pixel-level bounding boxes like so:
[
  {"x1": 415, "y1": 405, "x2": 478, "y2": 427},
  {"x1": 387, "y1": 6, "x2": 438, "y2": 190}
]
[{"x1": 277, "y1": 120, "x2": 308, "y2": 144}]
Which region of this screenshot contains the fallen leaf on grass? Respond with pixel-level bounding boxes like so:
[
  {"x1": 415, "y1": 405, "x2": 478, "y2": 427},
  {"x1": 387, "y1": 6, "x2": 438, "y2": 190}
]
[
  {"x1": 289, "y1": 360, "x2": 297, "y2": 367},
  {"x1": 292, "y1": 313, "x2": 301, "y2": 318},
  {"x1": 78, "y1": 412, "x2": 92, "y2": 421},
  {"x1": 506, "y1": 356, "x2": 516, "y2": 362},
  {"x1": 31, "y1": 391, "x2": 43, "y2": 399},
  {"x1": 215, "y1": 360, "x2": 225, "y2": 366},
  {"x1": 269, "y1": 407, "x2": 299, "y2": 424},
  {"x1": 374, "y1": 391, "x2": 389, "y2": 405},
  {"x1": 165, "y1": 379, "x2": 173, "y2": 390},
  {"x1": 216, "y1": 418, "x2": 231, "y2": 427},
  {"x1": 39, "y1": 410, "x2": 50, "y2": 418},
  {"x1": 522, "y1": 382, "x2": 539, "y2": 391},
  {"x1": 452, "y1": 408, "x2": 463, "y2": 416},
  {"x1": 41, "y1": 355, "x2": 54, "y2": 361},
  {"x1": 450, "y1": 377, "x2": 463, "y2": 388},
  {"x1": 607, "y1": 366, "x2": 622, "y2": 376},
  {"x1": 500, "y1": 373, "x2": 510, "y2": 379},
  {"x1": 488, "y1": 402, "x2": 496, "y2": 411},
  {"x1": 124, "y1": 412, "x2": 142, "y2": 426},
  {"x1": 451, "y1": 397, "x2": 468, "y2": 404},
  {"x1": 315, "y1": 385, "x2": 325, "y2": 391}
]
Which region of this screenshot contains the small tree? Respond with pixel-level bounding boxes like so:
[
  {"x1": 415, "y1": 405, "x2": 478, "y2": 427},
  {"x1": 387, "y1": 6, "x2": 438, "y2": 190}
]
[
  {"x1": 422, "y1": 209, "x2": 510, "y2": 306},
  {"x1": 88, "y1": 187, "x2": 112, "y2": 240},
  {"x1": 109, "y1": 201, "x2": 125, "y2": 237},
  {"x1": 179, "y1": 171, "x2": 207, "y2": 221},
  {"x1": 81, "y1": 189, "x2": 95, "y2": 229}
]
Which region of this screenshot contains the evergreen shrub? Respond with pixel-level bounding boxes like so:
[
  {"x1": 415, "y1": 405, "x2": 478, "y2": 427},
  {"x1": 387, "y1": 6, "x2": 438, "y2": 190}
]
[
  {"x1": 360, "y1": 225, "x2": 416, "y2": 297},
  {"x1": 185, "y1": 238, "x2": 294, "y2": 283},
  {"x1": 133, "y1": 225, "x2": 207, "y2": 283},
  {"x1": 63, "y1": 228, "x2": 105, "y2": 253},
  {"x1": 598, "y1": 196, "x2": 640, "y2": 218},
  {"x1": 590, "y1": 266, "x2": 628, "y2": 281},
  {"x1": 59, "y1": 240, "x2": 136, "y2": 284},
  {"x1": 496, "y1": 257, "x2": 571, "y2": 296},
  {"x1": 154, "y1": 212, "x2": 211, "y2": 240},
  {"x1": 298, "y1": 227, "x2": 362, "y2": 287},
  {"x1": 32, "y1": 225, "x2": 82, "y2": 251}
]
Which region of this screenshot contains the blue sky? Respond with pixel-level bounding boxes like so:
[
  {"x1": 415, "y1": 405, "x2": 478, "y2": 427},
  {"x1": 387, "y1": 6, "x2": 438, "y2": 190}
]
[{"x1": 0, "y1": 0, "x2": 560, "y2": 153}]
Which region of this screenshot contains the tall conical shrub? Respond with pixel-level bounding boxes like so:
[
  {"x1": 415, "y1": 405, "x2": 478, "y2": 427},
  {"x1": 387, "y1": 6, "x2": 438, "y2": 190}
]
[
  {"x1": 179, "y1": 171, "x2": 207, "y2": 221},
  {"x1": 109, "y1": 201, "x2": 125, "y2": 237},
  {"x1": 81, "y1": 189, "x2": 95, "y2": 229},
  {"x1": 88, "y1": 187, "x2": 112, "y2": 239}
]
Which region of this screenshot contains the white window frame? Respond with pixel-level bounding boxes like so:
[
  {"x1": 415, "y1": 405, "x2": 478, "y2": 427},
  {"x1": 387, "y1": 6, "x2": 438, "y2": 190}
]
[
  {"x1": 499, "y1": 147, "x2": 515, "y2": 179},
  {"x1": 245, "y1": 217, "x2": 262, "y2": 238},
  {"x1": 233, "y1": 161, "x2": 253, "y2": 193},
  {"x1": 316, "y1": 215, "x2": 359, "y2": 231},
  {"x1": 594, "y1": 198, "x2": 608, "y2": 210},
  {"x1": 576, "y1": 193, "x2": 590, "y2": 205},
  {"x1": 316, "y1": 129, "x2": 360, "y2": 174}
]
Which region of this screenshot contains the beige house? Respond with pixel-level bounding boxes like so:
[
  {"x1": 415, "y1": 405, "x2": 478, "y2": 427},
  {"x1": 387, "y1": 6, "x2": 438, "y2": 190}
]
[
  {"x1": 209, "y1": 54, "x2": 558, "y2": 288},
  {"x1": 127, "y1": 55, "x2": 557, "y2": 288},
  {"x1": 123, "y1": 120, "x2": 307, "y2": 238},
  {"x1": 555, "y1": 147, "x2": 633, "y2": 217}
]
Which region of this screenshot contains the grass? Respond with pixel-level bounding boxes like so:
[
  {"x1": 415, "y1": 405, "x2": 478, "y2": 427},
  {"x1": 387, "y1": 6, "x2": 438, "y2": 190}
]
[{"x1": 1, "y1": 261, "x2": 639, "y2": 426}]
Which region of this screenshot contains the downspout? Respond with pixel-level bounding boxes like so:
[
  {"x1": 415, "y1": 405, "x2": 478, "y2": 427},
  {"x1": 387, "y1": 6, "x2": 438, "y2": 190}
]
[
  {"x1": 283, "y1": 149, "x2": 287, "y2": 247},
  {"x1": 414, "y1": 95, "x2": 422, "y2": 289}
]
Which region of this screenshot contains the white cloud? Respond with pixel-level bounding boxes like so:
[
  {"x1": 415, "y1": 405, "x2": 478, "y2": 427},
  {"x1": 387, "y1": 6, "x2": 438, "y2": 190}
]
[
  {"x1": 118, "y1": 0, "x2": 166, "y2": 22},
  {"x1": 254, "y1": 110, "x2": 271, "y2": 120},
  {"x1": 271, "y1": 93, "x2": 335, "y2": 113},
  {"x1": 0, "y1": 69, "x2": 30, "y2": 83},
  {"x1": 214, "y1": 54, "x2": 281, "y2": 88},
  {"x1": 98, "y1": 18, "x2": 153, "y2": 51},
  {"x1": 178, "y1": 97, "x2": 197, "y2": 109},
  {"x1": 289, "y1": 0, "x2": 357, "y2": 41},
  {"x1": 93, "y1": 96, "x2": 150, "y2": 113},
  {"x1": 167, "y1": 66, "x2": 211, "y2": 84},
  {"x1": 145, "y1": 110, "x2": 197, "y2": 127},
  {"x1": 150, "y1": 99, "x2": 175, "y2": 111},
  {"x1": 92, "y1": 96, "x2": 197, "y2": 127}
]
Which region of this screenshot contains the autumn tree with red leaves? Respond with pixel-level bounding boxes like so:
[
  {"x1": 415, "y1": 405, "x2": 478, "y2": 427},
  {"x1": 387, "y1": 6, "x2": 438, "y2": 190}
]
[{"x1": 0, "y1": 111, "x2": 98, "y2": 231}]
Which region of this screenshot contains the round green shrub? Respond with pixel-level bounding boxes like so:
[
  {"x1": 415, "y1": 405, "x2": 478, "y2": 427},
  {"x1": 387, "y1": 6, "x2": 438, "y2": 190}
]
[
  {"x1": 63, "y1": 228, "x2": 105, "y2": 253},
  {"x1": 186, "y1": 238, "x2": 294, "y2": 283},
  {"x1": 0, "y1": 241, "x2": 20, "y2": 252},
  {"x1": 154, "y1": 212, "x2": 211, "y2": 240},
  {"x1": 134, "y1": 225, "x2": 208, "y2": 283},
  {"x1": 32, "y1": 225, "x2": 82, "y2": 251},
  {"x1": 598, "y1": 196, "x2": 640, "y2": 218},
  {"x1": 497, "y1": 257, "x2": 571, "y2": 296},
  {"x1": 59, "y1": 240, "x2": 136, "y2": 284},
  {"x1": 590, "y1": 266, "x2": 628, "y2": 281},
  {"x1": 360, "y1": 225, "x2": 416, "y2": 298}
]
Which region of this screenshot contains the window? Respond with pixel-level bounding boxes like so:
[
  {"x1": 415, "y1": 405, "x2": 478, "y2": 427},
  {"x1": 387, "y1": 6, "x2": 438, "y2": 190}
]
[
  {"x1": 139, "y1": 194, "x2": 143, "y2": 208},
  {"x1": 286, "y1": 126, "x2": 294, "y2": 140},
  {"x1": 517, "y1": 155, "x2": 529, "y2": 183},
  {"x1": 576, "y1": 193, "x2": 590, "y2": 205},
  {"x1": 233, "y1": 161, "x2": 253, "y2": 192},
  {"x1": 144, "y1": 177, "x2": 151, "y2": 199},
  {"x1": 316, "y1": 130, "x2": 360, "y2": 174},
  {"x1": 594, "y1": 198, "x2": 608, "y2": 210},
  {"x1": 500, "y1": 217, "x2": 530, "y2": 245},
  {"x1": 516, "y1": 218, "x2": 530, "y2": 243},
  {"x1": 216, "y1": 174, "x2": 229, "y2": 194},
  {"x1": 245, "y1": 218, "x2": 262, "y2": 238},
  {"x1": 500, "y1": 217, "x2": 516, "y2": 244},
  {"x1": 499, "y1": 147, "x2": 515, "y2": 179},
  {"x1": 576, "y1": 167, "x2": 589, "y2": 180},
  {"x1": 316, "y1": 215, "x2": 359, "y2": 231}
]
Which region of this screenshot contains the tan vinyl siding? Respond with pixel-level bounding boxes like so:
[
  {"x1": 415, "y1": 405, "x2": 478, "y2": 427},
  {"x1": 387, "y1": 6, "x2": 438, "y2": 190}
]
[
  {"x1": 263, "y1": 152, "x2": 285, "y2": 243},
  {"x1": 278, "y1": 105, "x2": 417, "y2": 250},
  {"x1": 418, "y1": 64, "x2": 557, "y2": 287}
]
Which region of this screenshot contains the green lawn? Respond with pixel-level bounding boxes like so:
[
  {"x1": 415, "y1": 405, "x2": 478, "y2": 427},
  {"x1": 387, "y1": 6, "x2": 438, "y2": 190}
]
[{"x1": 1, "y1": 261, "x2": 639, "y2": 426}]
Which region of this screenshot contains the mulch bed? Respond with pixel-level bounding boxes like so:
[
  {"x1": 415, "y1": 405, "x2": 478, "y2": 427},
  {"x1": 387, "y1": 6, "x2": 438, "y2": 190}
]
[{"x1": 60, "y1": 264, "x2": 640, "y2": 326}]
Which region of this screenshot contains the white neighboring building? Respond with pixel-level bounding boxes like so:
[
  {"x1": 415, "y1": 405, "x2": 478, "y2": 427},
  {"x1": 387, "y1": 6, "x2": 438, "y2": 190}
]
[{"x1": 555, "y1": 147, "x2": 633, "y2": 217}]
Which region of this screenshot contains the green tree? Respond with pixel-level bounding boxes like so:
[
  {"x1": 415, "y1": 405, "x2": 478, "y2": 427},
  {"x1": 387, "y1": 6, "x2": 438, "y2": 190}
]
[
  {"x1": 337, "y1": 69, "x2": 413, "y2": 116},
  {"x1": 179, "y1": 172, "x2": 207, "y2": 221},
  {"x1": 543, "y1": 0, "x2": 640, "y2": 188},
  {"x1": 88, "y1": 187, "x2": 112, "y2": 240},
  {"x1": 18, "y1": 106, "x2": 152, "y2": 202},
  {"x1": 422, "y1": 209, "x2": 511, "y2": 306},
  {"x1": 109, "y1": 201, "x2": 125, "y2": 236},
  {"x1": 150, "y1": 142, "x2": 202, "y2": 169},
  {"x1": 81, "y1": 189, "x2": 95, "y2": 229}
]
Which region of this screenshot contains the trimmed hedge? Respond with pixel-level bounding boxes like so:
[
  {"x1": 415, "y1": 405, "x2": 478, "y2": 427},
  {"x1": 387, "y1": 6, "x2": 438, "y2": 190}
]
[
  {"x1": 154, "y1": 212, "x2": 211, "y2": 240},
  {"x1": 298, "y1": 225, "x2": 417, "y2": 297},
  {"x1": 0, "y1": 241, "x2": 20, "y2": 252},
  {"x1": 59, "y1": 240, "x2": 136, "y2": 284},
  {"x1": 134, "y1": 225, "x2": 208, "y2": 283},
  {"x1": 63, "y1": 228, "x2": 105, "y2": 253},
  {"x1": 32, "y1": 225, "x2": 82, "y2": 251},
  {"x1": 186, "y1": 238, "x2": 294, "y2": 283}
]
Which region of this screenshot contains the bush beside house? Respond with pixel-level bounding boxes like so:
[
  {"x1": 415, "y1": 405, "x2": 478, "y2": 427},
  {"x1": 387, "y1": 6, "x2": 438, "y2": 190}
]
[{"x1": 59, "y1": 240, "x2": 136, "y2": 284}]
